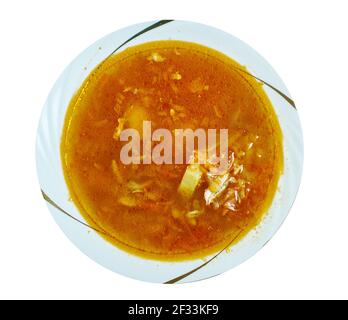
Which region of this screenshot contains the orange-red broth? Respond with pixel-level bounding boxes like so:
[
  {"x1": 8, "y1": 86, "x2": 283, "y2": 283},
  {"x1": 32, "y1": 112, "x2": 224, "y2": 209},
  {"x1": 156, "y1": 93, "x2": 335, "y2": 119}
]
[{"x1": 61, "y1": 41, "x2": 283, "y2": 261}]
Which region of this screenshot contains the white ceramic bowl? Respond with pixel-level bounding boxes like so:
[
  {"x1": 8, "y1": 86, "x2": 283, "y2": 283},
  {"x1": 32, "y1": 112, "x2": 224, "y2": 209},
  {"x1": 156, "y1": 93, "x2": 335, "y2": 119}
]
[{"x1": 36, "y1": 20, "x2": 303, "y2": 283}]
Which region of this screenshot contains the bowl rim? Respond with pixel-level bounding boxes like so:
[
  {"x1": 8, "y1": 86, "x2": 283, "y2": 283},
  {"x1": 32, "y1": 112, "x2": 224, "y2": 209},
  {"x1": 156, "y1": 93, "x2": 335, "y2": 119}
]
[{"x1": 36, "y1": 19, "x2": 304, "y2": 284}]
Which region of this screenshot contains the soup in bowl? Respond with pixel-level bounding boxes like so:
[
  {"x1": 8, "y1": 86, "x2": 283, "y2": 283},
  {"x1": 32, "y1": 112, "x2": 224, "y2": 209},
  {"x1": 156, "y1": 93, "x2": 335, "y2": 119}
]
[
  {"x1": 37, "y1": 20, "x2": 303, "y2": 283},
  {"x1": 61, "y1": 40, "x2": 283, "y2": 261}
]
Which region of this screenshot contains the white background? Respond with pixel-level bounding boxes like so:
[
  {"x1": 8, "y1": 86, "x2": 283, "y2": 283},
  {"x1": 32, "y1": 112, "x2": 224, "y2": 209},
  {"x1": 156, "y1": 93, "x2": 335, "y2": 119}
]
[{"x1": 0, "y1": 0, "x2": 347, "y2": 300}]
